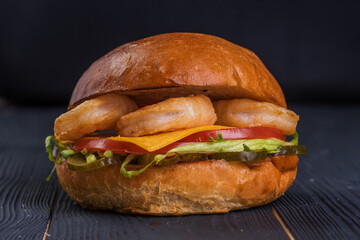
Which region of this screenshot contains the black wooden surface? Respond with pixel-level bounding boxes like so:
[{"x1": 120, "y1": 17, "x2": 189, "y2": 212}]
[
  {"x1": 0, "y1": 107, "x2": 59, "y2": 239},
  {"x1": 49, "y1": 188, "x2": 289, "y2": 240},
  {"x1": 0, "y1": 104, "x2": 359, "y2": 240},
  {"x1": 272, "y1": 105, "x2": 360, "y2": 240}
]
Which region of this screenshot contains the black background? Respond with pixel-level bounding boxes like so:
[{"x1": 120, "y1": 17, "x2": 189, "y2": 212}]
[{"x1": 1, "y1": 0, "x2": 359, "y2": 105}]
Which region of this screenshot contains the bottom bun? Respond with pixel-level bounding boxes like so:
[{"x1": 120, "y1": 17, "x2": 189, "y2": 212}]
[{"x1": 56, "y1": 155, "x2": 298, "y2": 215}]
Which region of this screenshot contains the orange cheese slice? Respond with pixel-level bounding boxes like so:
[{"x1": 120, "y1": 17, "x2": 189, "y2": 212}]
[{"x1": 87, "y1": 125, "x2": 233, "y2": 152}]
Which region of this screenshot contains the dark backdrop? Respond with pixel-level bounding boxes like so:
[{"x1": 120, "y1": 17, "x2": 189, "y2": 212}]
[{"x1": 1, "y1": 0, "x2": 359, "y2": 105}]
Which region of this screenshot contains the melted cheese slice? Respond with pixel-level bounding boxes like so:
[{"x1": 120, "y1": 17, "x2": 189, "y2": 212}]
[{"x1": 88, "y1": 125, "x2": 233, "y2": 152}]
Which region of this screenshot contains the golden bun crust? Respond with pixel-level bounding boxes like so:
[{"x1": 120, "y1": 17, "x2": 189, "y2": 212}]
[
  {"x1": 69, "y1": 33, "x2": 286, "y2": 110},
  {"x1": 56, "y1": 155, "x2": 298, "y2": 215}
]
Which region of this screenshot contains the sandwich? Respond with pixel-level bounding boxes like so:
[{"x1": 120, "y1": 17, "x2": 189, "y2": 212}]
[{"x1": 45, "y1": 32, "x2": 306, "y2": 215}]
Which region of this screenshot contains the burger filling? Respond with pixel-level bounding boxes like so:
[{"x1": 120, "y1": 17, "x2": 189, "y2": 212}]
[
  {"x1": 45, "y1": 126, "x2": 306, "y2": 180},
  {"x1": 45, "y1": 95, "x2": 306, "y2": 180}
]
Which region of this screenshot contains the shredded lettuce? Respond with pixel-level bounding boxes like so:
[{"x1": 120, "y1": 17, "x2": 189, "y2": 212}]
[
  {"x1": 60, "y1": 150, "x2": 78, "y2": 158},
  {"x1": 290, "y1": 131, "x2": 299, "y2": 145},
  {"x1": 46, "y1": 156, "x2": 63, "y2": 181},
  {"x1": 45, "y1": 136, "x2": 72, "y2": 181},
  {"x1": 209, "y1": 133, "x2": 225, "y2": 142},
  {"x1": 46, "y1": 131, "x2": 305, "y2": 179},
  {"x1": 45, "y1": 136, "x2": 58, "y2": 162},
  {"x1": 118, "y1": 135, "x2": 303, "y2": 178},
  {"x1": 118, "y1": 138, "x2": 292, "y2": 178},
  {"x1": 120, "y1": 154, "x2": 166, "y2": 178},
  {"x1": 45, "y1": 136, "x2": 71, "y2": 161}
]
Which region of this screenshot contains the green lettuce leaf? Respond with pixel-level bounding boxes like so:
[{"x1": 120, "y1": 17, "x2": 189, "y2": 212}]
[
  {"x1": 45, "y1": 136, "x2": 70, "y2": 181},
  {"x1": 120, "y1": 154, "x2": 166, "y2": 178},
  {"x1": 45, "y1": 136, "x2": 70, "y2": 162},
  {"x1": 290, "y1": 131, "x2": 299, "y2": 145},
  {"x1": 167, "y1": 138, "x2": 287, "y2": 154}
]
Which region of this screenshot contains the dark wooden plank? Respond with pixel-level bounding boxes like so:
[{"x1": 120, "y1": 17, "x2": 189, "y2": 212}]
[
  {"x1": 0, "y1": 107, "x2": 63, "y2": 239},
  {"x1": 272, "y1": 104, "x2": 360, "y2": 240},
  {"x1": 49, "y1": 188, "x2": 289, "y2": 240},
  {"x1": 0, "y1": 147, "x2": 57, "y2": 239}
]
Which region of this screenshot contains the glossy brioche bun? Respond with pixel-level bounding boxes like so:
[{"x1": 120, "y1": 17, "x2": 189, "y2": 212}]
[
  {"x1": 69, "y1": 32, "x2": 286, "y2": 110},
  {"x1": 56, "y1": 155, "x2": 298, "y2": 215}
]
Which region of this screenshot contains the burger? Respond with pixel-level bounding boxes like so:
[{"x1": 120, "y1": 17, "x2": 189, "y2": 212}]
[{"x1": 45, "y1": 33, "x2": 306, "y2": 215}]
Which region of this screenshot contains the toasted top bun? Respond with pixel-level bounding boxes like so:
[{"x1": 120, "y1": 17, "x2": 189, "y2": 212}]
[{"x1": 69, "y1": 33, "x2": 286, "y2": 110}]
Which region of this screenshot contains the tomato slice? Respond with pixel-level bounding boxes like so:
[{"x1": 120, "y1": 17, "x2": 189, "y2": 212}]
[
  {"x1": 72, "y1": 127, "x2": 285, "y2": 154},
  {"x1": 73, "y1": 138, "x2": 195, "y2": 154}
]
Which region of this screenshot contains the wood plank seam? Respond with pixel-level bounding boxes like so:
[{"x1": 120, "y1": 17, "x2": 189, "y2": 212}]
[
  {"x1": 42, "y1": 183, "x2": 60, "y2": 240},
  {"x1": 270, "y1": 204, "x2": 295, "y2": 240}
]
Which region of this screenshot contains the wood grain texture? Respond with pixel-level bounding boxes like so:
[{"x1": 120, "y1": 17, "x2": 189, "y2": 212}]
[
  {"x1": 272, "y1": 105, "x2": 360, "y2": 240},
  {"x1": 49, "y1": 187, "x2": 289, "y2": 240},
  {"x1": 0, "y1": 147, "x2": 57, "y2": 239},
  {"x1": 0, "y1": 107, "x2": 62, "y2": 239}
]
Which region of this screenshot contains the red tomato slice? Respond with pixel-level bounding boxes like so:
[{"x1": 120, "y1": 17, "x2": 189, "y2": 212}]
[
  {"x1": 72, "y1": 127, "x2": 285, "y2": 154},
  {"x1": 73, "y1": 138, "x2": 193, "y2": 154},
  {"x1": 73, "y1": 138, "x2": 149, "y2": 154}
]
